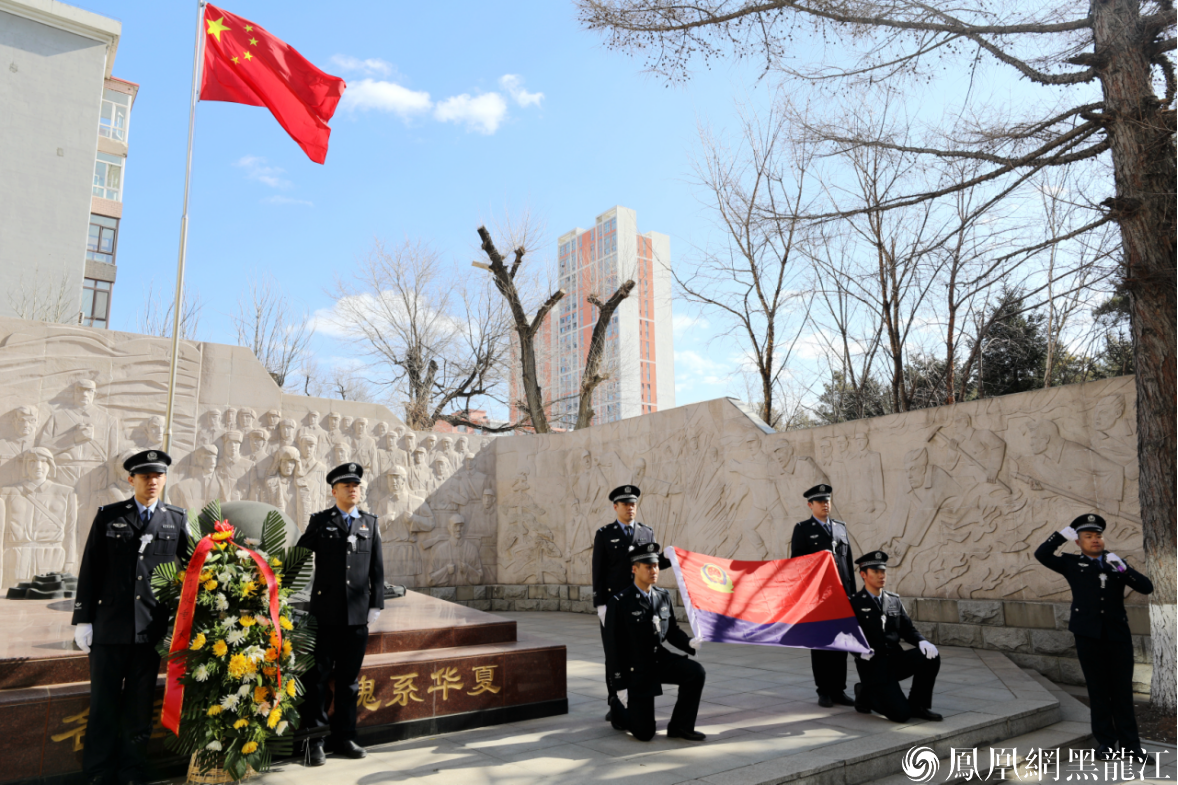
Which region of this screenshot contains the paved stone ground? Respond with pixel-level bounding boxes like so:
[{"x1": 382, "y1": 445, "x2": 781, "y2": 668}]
[{"x1": 239, "y1": 612, "x2": 1171, "y2": 785}]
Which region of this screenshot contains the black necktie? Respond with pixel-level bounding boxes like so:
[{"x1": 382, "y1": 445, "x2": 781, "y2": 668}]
[{"x1": 141, "y1": 507, "x2": 152, "y2": 526}]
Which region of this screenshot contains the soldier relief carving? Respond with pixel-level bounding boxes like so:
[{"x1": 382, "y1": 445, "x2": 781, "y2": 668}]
[{"x1": 0, "y1": 318, "x2": 1144, "y2": 601}]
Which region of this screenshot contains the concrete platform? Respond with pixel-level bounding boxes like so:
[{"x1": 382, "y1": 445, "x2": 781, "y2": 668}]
[{"x1": 243, "y1": 611, "x2": 1070, "y2": 785}]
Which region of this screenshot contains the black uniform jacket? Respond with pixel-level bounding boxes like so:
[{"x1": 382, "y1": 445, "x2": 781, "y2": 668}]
[
  {"x1": 72, "y1": 499, "x2": 189, "y2": 645},
  {"x1": 1034, "y1": 531, "x2": 1153, "y2": 642},
  {"x1": 603, "y1": 583, "x2": 696, "y2": 697},
  {"x1": 591, "y1": 520, "x2": 656, "y2": 607},
  {"x1": 850, "y1": 588, "x2": 926, "y2": 659},
  {"x1": 298, "y1": 507, "x2": 385, "y2": 626},
  {"x1": 791, "y1": 516, "x2": 856, "y2": 596}
]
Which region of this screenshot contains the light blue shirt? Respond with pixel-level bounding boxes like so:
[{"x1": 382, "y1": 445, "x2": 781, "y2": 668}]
[
  {"x1": 617, "y1": 520, "x2": 631, "y2": 538},
  {"x1": 337, "y1": 506, "x2": 360, "y2": 531},
  {"x1": 134, "y1": 498, "x2": 158, "y2": 521}
]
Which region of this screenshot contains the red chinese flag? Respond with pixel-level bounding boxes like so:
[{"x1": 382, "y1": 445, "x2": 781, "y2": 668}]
[{"x1": 200, "y1": 5, "x2": 345, "y2": 163}]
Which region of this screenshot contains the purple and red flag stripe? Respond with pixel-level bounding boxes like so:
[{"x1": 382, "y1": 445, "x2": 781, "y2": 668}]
[{"x1": 667, "y1": 547, "x2": 870, "y2": 653}]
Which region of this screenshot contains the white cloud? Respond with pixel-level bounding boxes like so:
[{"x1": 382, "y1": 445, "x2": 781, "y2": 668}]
[
  {"x1": 341, "y1": 79, "x2": 434, "y2": 120},
  {"x1": 308, "y1": 306, "x2": 350, "y2": 339},
  {"x1": 234, "y1": 156, "x2": 291, "y2": 189},
  {"x1": 262, "y1": 195, "x2": 313, "y2": 207},
  {"x1": 498, "y1": 74, "x2": 543, "y2": 107},
  {"x1": 330, "y1": 55, "x2": 397, "y2": 78},
  {"x1": 674, "y1": 349, "x2": 729, "y2": 387},
  {"x1": 673, "y1": 313, "x2": 709, "y2": 337},
  {"x1": 434, "y1": 92, "x2": 508, "y2": 135}
]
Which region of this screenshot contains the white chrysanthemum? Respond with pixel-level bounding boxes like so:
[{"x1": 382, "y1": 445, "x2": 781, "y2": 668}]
[
  {"x1": 236, "y1": 549, "x2": 252, "y2": 561},
  {"x1": 217, "y1": 570, "x2": 232, "y2": 583},
  {"x1": 219, "y1": 694, "x2": 240, "y2": 711},
  {"x1": 237, "y1": 684, "x2": 251, "y2": 697},
  {"x1": 276, "y1": 721, "x2": 288, "y2": 735},
  {"x1": 243, "y1": 645, "x2": 265, "y2": 663},
  {"x1": 206, "y1": 740, "x2": 222, "y2": 751},
  {"x1": 226, "y1": 630, "x2": 247, "y2": 646},
  {"x1": 193, "y1": 664, "x2": 210, "y2": 682},
  {"x1": 214, "y1": 593, "x2": 229, "y2": 611},
  {"x1": 224, "y1": 615, "x2": 238, "y2": 627}
]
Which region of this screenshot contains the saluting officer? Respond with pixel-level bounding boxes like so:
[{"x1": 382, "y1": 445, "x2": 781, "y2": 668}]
[
  {"x1": 849, "y1": 551, "x2": 942, "y2": 722},
  {"x1": 791, "y1": 484, "x2": 856, "y2": 707},
  {"x1": 1035, "y1": 514, "x2": 1153, "y2": 761},
  {"x1": 298, "y1": 462, "x2": 385, "y2": 766},
  {"x1": 592, "y1": 485, "x2": 667, "y2": 722},
  {"x1": 72, "y1": 450, "x2": 188, "y2": 785},
  {"x1": 604, "y1": 542, "x2": 706, "y2": 742}
]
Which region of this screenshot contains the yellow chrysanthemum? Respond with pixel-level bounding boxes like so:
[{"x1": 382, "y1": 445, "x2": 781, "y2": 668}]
[
  {"x1": 264, "y1": 647, "x2": 279, "y2": 662},
  {"x1": 275, "y1": 574, "x2": 282, "y2": 586},
  {"x1": 199, "y1": 570, "x2": 213, "y2": 582},
  {"x1": 203, "y1": 579, "x2": 218, "y2": 591},
  {"x1": 262, "y1": 666, "x2": 277, "y2": 678},
  {"x1": 227, "y1": 654, "x2": 250, "y2": 679},
  {"x1": 207, "y1": 705, "x2": 222, "y2": 717},
  {"x1": 241, "y1": 741, "x2": 258, "y2": 754},
  {"x1": 279, "y1": 616, "x2": 293, "y2": 631},
  {"x1": 233, "y1": 719, "x2": 248, "y2": 729},
  {"x1": 190, "y1": 632, "x2": 206, "y2": 651},
  {"x1": 241, "y1": 581, "x2": 258, "y2": 597},
  {"x1": 212, "y1": 640, "x2": 228, "y2": 658},
  {"x1": 285, "y1": 679, "x2": 297, "y2": 698},
  {"x1": 269, "y1": 630, "x2": 281, "y2": 647},
  {"x1": 282, "y1": 640, "x2": 292, "y2": 658},
  {"x1": 269, "y1": 557, "x2": 282, "y2": 567},
  {"x1": 239, "y1": 614, "x2": 256, "y2": 627},
  {"x1": 267, "y1": 708, "x2": 282, "y2": 729}
]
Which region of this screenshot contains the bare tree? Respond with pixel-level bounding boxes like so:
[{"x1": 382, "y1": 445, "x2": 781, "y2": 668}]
[
  {"x1": 581, "y1": 0, "x2": 1176, "y2": 710},
  {"x1": 7, "y1": 267, "x2": 80, "y2": 324},
  {"x1": 137, "y1": 279, "x2": 203, "y2": 340},
  {"x1": 328, "y1": 365, "x2": 376, "y2": 402},
  {"x1": 330, "y1": 239, "x2": 511, "y2": 431},
  {"x1": 678, "y1": 102, "x2": 816, "y2": 428},
  {"x1": 231, "y1": 272, "x2": 315, "y2": 389}
]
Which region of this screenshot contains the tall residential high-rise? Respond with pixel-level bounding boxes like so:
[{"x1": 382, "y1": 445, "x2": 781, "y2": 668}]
[
  {"x1": 510, "y1": 206, "x2": 674, "y2": 428},
  {"x1": 1, "y1": 0, "x2": 136, "y2": 329}
]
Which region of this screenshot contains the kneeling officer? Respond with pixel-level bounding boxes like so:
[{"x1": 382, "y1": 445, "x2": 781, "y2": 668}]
[
  {"x1": 604, "y1": 542, "x2": 706, "y2": 742},
  {"x1": 850, "y1": 551, "x2": 942, "y2": 722}
]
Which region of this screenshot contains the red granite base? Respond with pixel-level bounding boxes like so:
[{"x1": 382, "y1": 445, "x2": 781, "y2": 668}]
[{"x1": 0, "y1": 594, "x2": 566, "y2": 784}]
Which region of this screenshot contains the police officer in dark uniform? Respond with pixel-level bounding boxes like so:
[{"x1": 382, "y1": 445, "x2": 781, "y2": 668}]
[
  {"x1": 1035, "y1": 514, "x2": 1153, "y2": 761},
  {"x1": 790, "y1": 484, "x2": 856, "y2": 707},
  {"x1": 298, "y1": 462, "x2": 385, "y2": 766},
  {"x1": 604, "y1": 542, "x2": 706, "y2": 742},
  {"x1": 71, "y1": 450, "x2": 188, "y2": 785},
  {"x1": 849, "y1": 551, "x2": 942, "y2": 722},
  {"x1": 592, "y1": 485, "x2": 668, "y2": 723}
]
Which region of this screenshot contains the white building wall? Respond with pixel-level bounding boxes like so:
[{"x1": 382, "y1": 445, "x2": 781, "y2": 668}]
[
  {"x1": 648, "y1": 230, "x2": 675, "y2": 411},
  {"x1": 0, "y1": 1, "x2": 120, "y2": 321}
]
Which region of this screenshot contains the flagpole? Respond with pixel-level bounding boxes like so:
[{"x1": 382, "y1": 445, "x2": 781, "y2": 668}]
[{"x1": 163, "y1": 0, "x2": 207, "y2": 457}]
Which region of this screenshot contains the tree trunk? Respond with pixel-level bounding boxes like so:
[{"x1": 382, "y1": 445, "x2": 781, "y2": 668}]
[
  {"x1": 574, "y1": 281, "x2": 636, "y2": 430},
  {"x1": 1094, "y1": 0, "x2": 1178, "y2": 712}
]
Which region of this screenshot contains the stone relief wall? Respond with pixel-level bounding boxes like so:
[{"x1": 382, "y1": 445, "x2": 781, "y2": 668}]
[
  {"x1": 0, "y1": 317, "x2": 496, "y2": 592},
  {"x1": 491, "y1": 376, "x2": 1143, "y2": 604},
  {"x1": 0, "y1": 317, "x2": 1143, "y2": 606}
]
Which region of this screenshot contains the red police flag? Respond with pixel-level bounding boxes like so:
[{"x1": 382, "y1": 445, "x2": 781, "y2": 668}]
[{"x1": 200, "y1": 4, "x2": 345, "y2": 163}]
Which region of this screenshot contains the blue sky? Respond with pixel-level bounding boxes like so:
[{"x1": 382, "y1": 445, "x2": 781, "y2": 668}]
[{"x1": 93, "y1": 0, "x2": 787, "y2": 413}]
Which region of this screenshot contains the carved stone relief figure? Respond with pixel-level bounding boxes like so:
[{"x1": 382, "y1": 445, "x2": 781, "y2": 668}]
[
  {"x1": 377, "y1": 431, "x2": 407, "y2": 478},
  {"x1": 237, "y1": 407, "x2": 256, "y2": 433},
  {"x1": 197, "y1": 408, "x2": 223, "y2": 447},
  {"x1": 0, "y1": 406, "x2": 39, "y2": 488},
  {"x1": 885, "y1": 447, "x2": 962, "y2": 568},
  {"x1": 932, "y1": 414, "x2": 1008, "y2": 491},
  {"x1": 423, "y1": 513, "x2": 483, "y2": 586},
  {"x1": 566, "y1": 449, "x2": 605, "y2": 582},
  {"x1": 426, "y1": 456, "x2": 450, "y2": 497},
  {"x1": 132, "y1": 415, "x2": 166, "y2": 451},
  {"x1": 351, "y1": 417, "x2": 378, "y2": 471},
  {"x1": 298, "y1": 411, "x2": 327, "y2": 460},
  {"x1": 261, "y1": 409, "x2": 282, "y2": 432},
  {"x1": 422, "y1": 433, "x2": 439, "y2": 467},
  {"x1": 255, "y1": 446, "x2": 311, "y2": 529},
  {"x1": 323, "y1": 412, "x2": 345, "y2": 456},
  {"x1": 770, "y1": 438, "x2": 830, "y2": 533},
  {"x1": 328, "y1": 441, "x2": 351, "y2": 468},
  {"x1": 216, "y1": 430, "x2": 251, "y2": 502},
  {"x1": 408, "y1": 447, "x2": 430, "y2": 494},
  {"x1": 375, "y1": 465, "x2": 434, "y2": 587},
  {"x1": 0, "y1": 448, "x2": 78, "y2": 588},
  {"x1": 296, "y1": 433, "x2": 327, "y2": 512},
  {"x1": 454, "y1": 436, "x2": 472, "y2": 467},
  {"x1": 631, "y1": 456, "x2": 681, "y2": 547},
  {"x1": 722, "y1": 433, "x2": 773, "y2": 559},
  {"x1": 37, "y1": 380, "x2": 118, "y2": 462},
  {"x1": 54, "y1": 420, "x2": 109, "y2": 515},
  {"x1": 170, "y1": 444, "x2": 224, "y2": 511},
  {"x1": 223, "y1": 407, "x2": 238, "y2": 434},
  {"x1": 501, "y1": 472, "x2": 565, "y2": 584},
  {"x1": 275, "y1": 418, "x2": 297, "y2": 452},
  {"x1": 1092, "y1": 394, "x2": 1138, "y2": 481},
  {"x1": 1017, "y1": 419, "x2": 1126, "y2": 520},
  {"x1": 839, "y1": 432, "x2": 886, "y2": 516}
]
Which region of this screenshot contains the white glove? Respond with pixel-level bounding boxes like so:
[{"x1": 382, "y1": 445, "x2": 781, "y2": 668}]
[
  {"x1": 366, "y1": 608, "x2": 381, "y2": 625},
  {"x1": 860, "y1": 648, "x2": 875, "y2": 662},
  {"x1": 596, "y1": 605, "x2": 607, "y2": 626},
  {"x1": 1059, "y1": 526, "x2": 1078, "y2": 542},
  {"x1": 919, "y1": 640, "x2": 939, "y2": 659},
  {"x1": 74, "y1": 623, "x2": 93, "y2": 653},
  {"x1": 1105, "y1": 553, "x2": 1127, "y2": 573},
  {"x1": 688, "y1": 637, "x2": 702, "y2": 651}
]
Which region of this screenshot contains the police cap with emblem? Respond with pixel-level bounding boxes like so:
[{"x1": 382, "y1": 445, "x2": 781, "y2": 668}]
[
  {"x1": 610, "y1": 485, "x2": 642, "y2": 503},
  {"x1": 1071, "y1": 513, "x2": 1106, "y2": 534},
  {"x1": 630, "y1": 541, "x2": 661, "y2": 564},
  {"x1": 803, "y1": 484, "x2": 832, "y2": 502},
  {"x1": 855, "y1": 550, "x2": 889, "y2": 570},
  {"x1": 124, "y1": 449, "x2": 172, "y2": 475},
  {"x1": 326, "y1": 462, "x2": 364, "y2": 486}
]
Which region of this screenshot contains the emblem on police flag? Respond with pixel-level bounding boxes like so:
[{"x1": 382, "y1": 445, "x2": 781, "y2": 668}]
[{"x1": 700, "y1": 563, "x2": 735, "y2": 594}]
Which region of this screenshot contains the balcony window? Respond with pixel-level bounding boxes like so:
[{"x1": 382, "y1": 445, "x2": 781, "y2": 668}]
[
  {"x1": 99, "y1": 89, "x2": 131, "y2": 141},
  {"x1": 82, "y1": 278, "x2": 113, "y2": 329},
  {"x1": 87, "y1": 215, "x2": 118, "y2": 263},
  {"x1": 93, "y1": 153, "x2": 124, "y2": 200}
]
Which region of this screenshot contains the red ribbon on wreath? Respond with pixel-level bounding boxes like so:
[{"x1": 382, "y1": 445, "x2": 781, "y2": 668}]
[{"x1": 162, "y1": 520, "x2": 285, "y2": 735}]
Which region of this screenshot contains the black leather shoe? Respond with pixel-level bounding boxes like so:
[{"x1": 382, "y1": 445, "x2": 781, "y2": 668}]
[
  {"x1": 831, "y1": 691, "x2": 855, "y2": 706},
  {"x1": 853, "y1": 683, "x2": 871, "y2": 714},
  {"x1": 333, "y1": 739, "x2": 368, "y2": 759},
  {"x1": 666, "y1": 727, "x2": 707, "y2": 741},
  {"x1": 817, "y1": 694, "x2": 834, "y2": 708},
  {"x1": 307, "y1": 740, "x2": 326, "y2": 767},
  {"x1": 911, "y1": 707, "x2": 943, "y2": 721}
]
